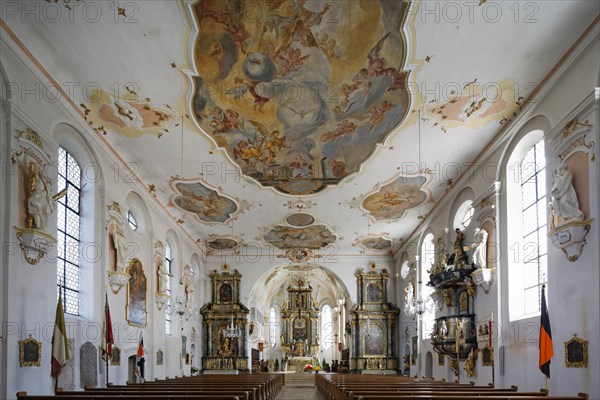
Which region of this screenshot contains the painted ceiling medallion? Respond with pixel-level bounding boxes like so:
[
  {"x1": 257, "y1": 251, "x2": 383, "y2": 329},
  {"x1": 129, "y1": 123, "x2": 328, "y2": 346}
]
[
  {"x1": 285, "y1": 213, "x2": 315, "y2": 227},
  {"x1": 84, "y1": 88, "x2": 175, "y2": 138},
  {"x1": 206, "y1": 237, "x2": 241, "y2": 251},
  {"x1": 354, "y1": 234, "x2": 393, "y2": 251},
  {"x1": 351, "y1": 173, "x2": 429, "y2": 221},
  {"x1": 187, "y1": 0, "x2": 411, "y2": 195},
  {"x1": 264, "y1": 225, "x2": 336, "y2": 250},
  {"x1": 169, "y1": 180, "x2": 240, "y2": 224}
]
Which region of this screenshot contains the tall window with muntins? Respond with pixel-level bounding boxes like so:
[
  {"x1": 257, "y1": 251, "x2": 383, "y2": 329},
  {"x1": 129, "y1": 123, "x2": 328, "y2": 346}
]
[
  {"x1": 270, "y1": 307, "x2": 277, "y2": 347},
  {"x1": 165, "y1": 243, "x2": 173, "y2": 335},
  {"x1": 321, "y1": 305, "x2": 333, "y2": 349},
  {"x1": 56, "y1": 147, "x2": 82, "y2": 316},
  {"x1": 520, "y1": 140, "x2": 547, "y2": 315},
  {"x1": 420, "y1": 233, "x2": 435, "y2": 336}
]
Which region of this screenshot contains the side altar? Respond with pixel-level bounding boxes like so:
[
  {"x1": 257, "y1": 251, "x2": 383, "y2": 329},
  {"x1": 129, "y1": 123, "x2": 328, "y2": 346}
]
[
  {"x1": 199, "y1": 267, "x2": 249, "y2": 372},
  {"x1": 280, "y1": 275, "x2": 319, "y2": 360},
  {"x1": 350, "y1": 264, "x2": 399, "y2": 372}
]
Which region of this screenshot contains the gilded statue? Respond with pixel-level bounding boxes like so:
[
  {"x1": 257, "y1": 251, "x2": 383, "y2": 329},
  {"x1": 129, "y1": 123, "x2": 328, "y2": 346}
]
[
  {"x1": 27, "y1": 169, "x2": 55, "y2": 231},
  {"x1": 464, "y1": 350, "x2": 475, "y2": 377}
]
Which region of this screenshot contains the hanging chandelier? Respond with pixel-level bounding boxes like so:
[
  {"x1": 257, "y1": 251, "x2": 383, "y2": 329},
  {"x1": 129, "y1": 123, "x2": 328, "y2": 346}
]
[
  {"x1": 404, "y1": 279, "x2": 434, "y2": 320},
  {"x1": 224, "y1": 313, "x2": 241, "y2": 338},
  {"x1": 167, "y1": 294, "x2": 197, "y2": 321}
]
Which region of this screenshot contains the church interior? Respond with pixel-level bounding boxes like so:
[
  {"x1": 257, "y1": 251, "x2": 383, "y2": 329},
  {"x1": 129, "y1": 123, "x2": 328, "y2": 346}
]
[{"x1": 1, "y1": 1, "x2": 599, "y2": 399}]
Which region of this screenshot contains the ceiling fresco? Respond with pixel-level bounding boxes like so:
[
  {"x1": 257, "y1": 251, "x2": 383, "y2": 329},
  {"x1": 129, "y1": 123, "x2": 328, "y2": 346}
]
[
  {"x1": 206, "y1": 236, "x2": 244, "y2": 252},
  {"x1": 285, "y1": 212, "x2": 315, "y2": 227},
  {"x1": 350, "y1": 173, "x2": 430, "y2": 221},
  {"x1": 169, "y1": 180, "x2": 241, "y2": 224},
  {"x1": 4, "y1": 0, "x2": 597, "y2": 256},
  {"x1": 354, "y1": 234, "x2": 394, "y2": 252},
  {"x1": 83, "y1": 88, "x2": 176, "y2": 138},
  {"x1": 188, "y1": 0, "x2": 411, "y2": 195},
  {"x1": 263, "y1": 224, "x2": 337, "y2": 250}
]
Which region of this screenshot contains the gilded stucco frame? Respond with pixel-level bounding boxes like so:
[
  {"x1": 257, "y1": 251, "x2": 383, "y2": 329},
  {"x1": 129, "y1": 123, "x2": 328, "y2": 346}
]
[
  {"x1": 19, "y1": 336, "x2": 41, "y2": 367},
  {"x1": 564, "y1": 335, "x2": 588, "y2": 368},
  {"x1": 126, "y1": 258, "x2": 148, "y2": 328}
]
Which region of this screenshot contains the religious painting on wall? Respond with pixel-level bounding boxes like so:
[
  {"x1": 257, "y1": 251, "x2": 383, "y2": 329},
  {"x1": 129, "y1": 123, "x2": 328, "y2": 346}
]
[
  {"x1": 111, "y1": 346, "x2": 121, "y2": 366},
  {"x1": 293, "y1": 317, "x2": 308, "y2": 342},
  {"x1": 363, "y1": 324, "x2": 384, "y2": 356},
  {"x1": 219, "y1": 283, "x2": 232, "y2": 303},
  {"x1": 565, "y1": 335, "x2": 588, "y2": 368},
  {"x1": 366, "y1": 283, "x2": 382, "y2": 303},
  {"x1": 126, "y1": 259, "x2": 147, "y2": 327},
  {"x1": 156, "y1": 349, "x2": 164, "y2": 366},
  {"x1": 19, "y1": 336, "x2": 41, "y2": 367},
  {"x1": 458, "y1": 289, "x2": 469, "y2": 314}
]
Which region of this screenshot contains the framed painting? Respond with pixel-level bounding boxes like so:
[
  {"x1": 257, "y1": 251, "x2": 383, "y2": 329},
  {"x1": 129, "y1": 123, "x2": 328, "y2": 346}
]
[
  {"x1": 219, "y1": 283, "x2": 233, "y2": 303},
  {"x1": 438, "y1": 352, "x2": 445, "y2": 366},
  {"x1": 19, "y1": 336, "x2": 41, "y2": 367},
  {"x1": 363, "y1": 323, "x2": 384, "y2": 356},
  {"x1": 111, "y1": 346, "x2": 121, "y2": 366},
  {"x1": 366, "y1": 283, "x2": 382, "y2": 303},
  {"x1": 126, "y1": 258, "x2": 147, "y2": 327},
  {"x1": 156, "y1": 349, "x2": 164, "y2": 366},
  {"x1": 411, "y1": 336, "x2": 417, "y2": 365},
  {"x1": 458, "y1": 289, "x2": 469, "y2": 314},
  {"x1": 482, "y1": 344, "x2": 494, "y2": 367},
  {"x1": 564, "y1": 335, "x2": 588, "y2": 368}
]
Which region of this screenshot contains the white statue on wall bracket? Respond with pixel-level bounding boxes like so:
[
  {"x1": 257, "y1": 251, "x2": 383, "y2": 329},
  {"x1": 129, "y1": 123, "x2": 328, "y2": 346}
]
[
  {"x1": 471, "y1": 228, "x2": 488, "y2": 269},
  {"x1": 12, "y1": 128, "x2": 60, "y2": 265},
  {"x1": 547, "y1": 121, "x2": 594, "y2": 263},
  {"x1": 550, "y1": 163, "x2": 584, "y2": 225}
]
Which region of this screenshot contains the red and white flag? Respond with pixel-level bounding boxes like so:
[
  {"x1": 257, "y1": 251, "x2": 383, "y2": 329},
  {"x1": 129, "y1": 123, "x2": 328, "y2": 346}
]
[
  {"x1": 135, "y1": 333, "x2": 145, "y2": 383},
  {"x1": 101, "y1": 294, "x2": 114, "y2": 361}
]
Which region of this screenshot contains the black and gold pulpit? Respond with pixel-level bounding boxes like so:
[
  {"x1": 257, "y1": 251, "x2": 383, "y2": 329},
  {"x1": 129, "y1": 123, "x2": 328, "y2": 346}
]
[
  {"x1": 350, "y1": 264, "x2": 400, "y2": 372},
  {"x1": 199, "y1": 267, "x2": 249, "y2": 371}
]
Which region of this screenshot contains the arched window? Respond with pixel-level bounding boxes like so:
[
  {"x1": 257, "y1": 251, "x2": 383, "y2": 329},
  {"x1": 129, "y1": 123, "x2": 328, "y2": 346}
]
[
  {"x1": 126, "y1": 210, "x2": 138, "y2": 231},
  {"x1": 420, "y1": 233, "x2": 435, "y2": 335},
  {"x1": 56, "y1": 147, "x2": 82, "y2": 315},
  {"x1": 269, "y1": 307, "x2": 277, "y2": 347},
  {"x1": 507, "y1": 135, "x2": 547, "y2": 320},
  {"x1": 454, "y1": 200, "x2": 474, "y2": 230},
  {"x1": 321, "y1": 305, "x2": 333, "y2": 349},
  {"x1": 165, "y1": 243, "x2": 173, "y2": 335}
]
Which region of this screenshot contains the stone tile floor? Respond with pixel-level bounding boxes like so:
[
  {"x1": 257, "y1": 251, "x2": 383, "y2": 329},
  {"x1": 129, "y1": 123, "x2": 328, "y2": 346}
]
[{"x1": 276, "y1": 385, "x2": 322, "y2": 399}]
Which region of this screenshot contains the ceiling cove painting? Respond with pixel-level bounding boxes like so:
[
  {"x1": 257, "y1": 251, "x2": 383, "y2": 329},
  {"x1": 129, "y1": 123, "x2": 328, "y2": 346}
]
[
  {"x1": 205, "y1": 235, "x2": 245, "y2": 254},
  {"x1": 168, "y1": 179, "x2": 242, "y2": 224},
  {"x1": 187, "y1": 0, "x2": 412, "y2": 195},
  {"x1": 83, "y1": 88, "x2": 175, "y2": 138},
  {"x1": 354, "y1": 234, "x2": 393, "y2": 252},
  {"x1": 263, "y1": 225, "x2": 337, "y2": 250},
  {"x1": 350, "y1": 173, "x2": 431, "y2": 222}
]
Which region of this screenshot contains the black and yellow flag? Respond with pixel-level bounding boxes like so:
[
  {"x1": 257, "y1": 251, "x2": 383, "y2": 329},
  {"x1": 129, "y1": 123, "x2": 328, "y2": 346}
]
[{"x1": 539, "y1": 284, "x2": 553, "y2": 378}]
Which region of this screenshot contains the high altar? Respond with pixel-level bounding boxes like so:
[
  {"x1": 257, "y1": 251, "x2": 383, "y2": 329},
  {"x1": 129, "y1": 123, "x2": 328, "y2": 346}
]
[
  {"x1": 350, "y1": 264, "x2": 400, "y2": 372},
  {"x1": 199, "y1": 267, "x2": 250, "y2": 371},
  {"x1": 280, "y1": 276, "x2": 319, "y2": 362}
]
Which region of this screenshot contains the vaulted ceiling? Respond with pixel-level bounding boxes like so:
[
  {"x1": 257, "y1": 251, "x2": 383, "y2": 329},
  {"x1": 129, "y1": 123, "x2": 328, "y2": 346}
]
[{"x1": 4, "y1": 0, "x2": 598, "y2": 257}]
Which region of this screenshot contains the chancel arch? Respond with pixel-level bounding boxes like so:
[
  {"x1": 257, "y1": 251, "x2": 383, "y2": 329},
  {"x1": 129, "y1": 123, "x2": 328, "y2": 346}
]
[{"x1": 247, "y1": 264, "x2": 352, "y2": 369}]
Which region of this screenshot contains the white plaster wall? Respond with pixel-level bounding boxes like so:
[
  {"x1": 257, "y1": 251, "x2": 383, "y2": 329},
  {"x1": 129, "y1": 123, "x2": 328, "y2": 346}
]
[
  {"x1": 0, "y1": 34, "x2": 205, "y2": 399},
  {"x1": 398, "y1": 28, "x2": 600, "y2": 398}
]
